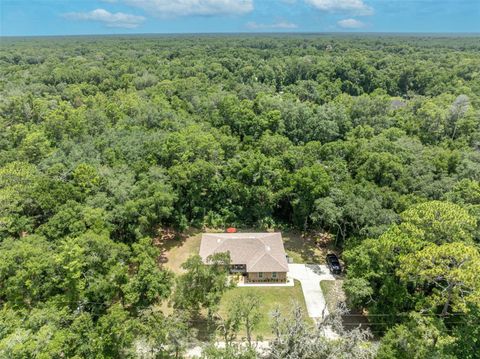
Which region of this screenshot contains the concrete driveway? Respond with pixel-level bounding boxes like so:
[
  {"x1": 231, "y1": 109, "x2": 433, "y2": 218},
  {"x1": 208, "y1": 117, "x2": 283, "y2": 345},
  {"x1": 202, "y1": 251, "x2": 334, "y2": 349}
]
[{"x1": 288, "y1": 264, "x2": 335, "y2": 319}]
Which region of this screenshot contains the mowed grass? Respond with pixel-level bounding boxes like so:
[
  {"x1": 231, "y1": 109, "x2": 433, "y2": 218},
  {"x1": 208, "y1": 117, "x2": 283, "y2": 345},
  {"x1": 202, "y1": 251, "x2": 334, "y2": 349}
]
[{"x1": 217, "y1": 280, "x2": 309, "y2": 339}]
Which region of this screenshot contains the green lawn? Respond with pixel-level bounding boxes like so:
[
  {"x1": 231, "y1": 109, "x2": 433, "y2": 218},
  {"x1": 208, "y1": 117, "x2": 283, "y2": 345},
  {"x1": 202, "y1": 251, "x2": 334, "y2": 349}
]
[{"x1": 217, "y1": 280, "x2": 309, "y2": 339}]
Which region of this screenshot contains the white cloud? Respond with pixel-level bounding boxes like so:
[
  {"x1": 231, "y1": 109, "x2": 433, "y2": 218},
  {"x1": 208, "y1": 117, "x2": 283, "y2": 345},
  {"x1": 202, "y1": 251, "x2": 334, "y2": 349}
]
[
  {"x1": 306, "y1": 0, "x2": 373, "y2": 16},
  {"x1": 337, "y1": 18, "x2": 366, "y2": 28},
  {"x1": 124, "y1": 0, "x2": 254, "y2": 17},
  {"x1": 246, "y1": 21, "x2": 298, "y2": 30},
  {"x1": 64, "y1": 9, "x2": 145, "y2": 28}
]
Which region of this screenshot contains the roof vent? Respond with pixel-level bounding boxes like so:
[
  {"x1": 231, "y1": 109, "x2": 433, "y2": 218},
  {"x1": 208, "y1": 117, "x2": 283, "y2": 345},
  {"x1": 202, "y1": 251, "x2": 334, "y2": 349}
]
[{"x1": 266, "y1": 245, "x2": 271, "y2": 251}]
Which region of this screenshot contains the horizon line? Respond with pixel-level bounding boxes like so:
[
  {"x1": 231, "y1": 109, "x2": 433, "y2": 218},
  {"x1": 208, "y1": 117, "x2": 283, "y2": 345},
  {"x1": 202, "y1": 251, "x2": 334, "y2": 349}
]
[{"x1": 2, "y1": 31, "x2": 480, "y2": 39}]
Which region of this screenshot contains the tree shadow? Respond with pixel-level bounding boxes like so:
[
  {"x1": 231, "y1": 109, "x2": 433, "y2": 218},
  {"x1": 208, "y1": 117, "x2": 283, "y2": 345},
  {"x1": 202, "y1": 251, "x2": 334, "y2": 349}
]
[
  {"x1": 283, "y1": 231, "x2": 327, "y2": 264},
  {"x1": 306, "y1": 264, "x2": 328, "y2": 275},
  {"x1": 189, "y1": 315, "x2": 218, "y2": 342},
  {"x1": 341, "y1": 310, "x2": 373, "y2": 333},
  {"x1": 155, "y1": 227, "x2": 198, "y2": 266}
]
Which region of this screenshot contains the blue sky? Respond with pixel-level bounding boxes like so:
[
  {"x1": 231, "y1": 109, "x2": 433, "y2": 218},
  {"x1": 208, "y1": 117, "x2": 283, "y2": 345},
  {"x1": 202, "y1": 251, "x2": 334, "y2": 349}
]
[{"x1": 1, "y1": 0, "x2": 479, "y2": 36}]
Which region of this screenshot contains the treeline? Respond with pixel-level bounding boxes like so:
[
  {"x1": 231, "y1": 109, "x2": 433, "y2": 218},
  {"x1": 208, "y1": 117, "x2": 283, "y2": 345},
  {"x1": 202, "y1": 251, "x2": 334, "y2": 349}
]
[{"x1": 0, "y1": 35, "x2": 479, "y2": 357}]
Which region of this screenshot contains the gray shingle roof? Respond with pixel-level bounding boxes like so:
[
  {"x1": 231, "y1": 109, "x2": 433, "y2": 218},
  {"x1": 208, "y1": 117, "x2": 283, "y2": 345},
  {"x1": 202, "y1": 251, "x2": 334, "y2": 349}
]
[{"x1": 199, "y1": 232, "x2": 289, "y2": 272}]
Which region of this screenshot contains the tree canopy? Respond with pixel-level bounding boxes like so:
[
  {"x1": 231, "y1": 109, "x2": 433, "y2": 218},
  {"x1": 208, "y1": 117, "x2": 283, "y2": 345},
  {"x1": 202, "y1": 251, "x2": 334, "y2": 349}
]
[{"x1": 1, "y1": 34, "x2": 480, "y2": 357}]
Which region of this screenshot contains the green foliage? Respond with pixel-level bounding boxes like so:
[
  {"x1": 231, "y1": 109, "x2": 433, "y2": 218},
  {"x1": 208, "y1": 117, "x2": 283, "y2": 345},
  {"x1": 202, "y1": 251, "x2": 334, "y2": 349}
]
[
  {"x1": 377, "y1": 314, "x2": 455, "y2": 359},
  {"x1": 0, "y1": 306, "x2": 72, "y2": 359},
  {"x1": 0, "y1": 235, "x2": 57, "y2": 307},
  {"x1": 95, "y1": 304, "x2": 139, "y2": 358},
  {"x1": 173, "y1": 253, "x2": 233, "y2": 318},
  {"x1": 39, "y1": 201, "x2": 110, "y2": 240},
  {"x1": 72, "y1": 163, "x2": 101, "y2": 195},
  {"x1": 18, "y1": 130, "x2": 52, "y2": 163},
  {"x1": 0, "y1": 161, "x2": 39, "y2": 237},
  {"x1": 123, "y1": 237, "x2": 173, "y2": 308},
  {"x1": 449, "y1": 304, "x2": 480, "y2": 359},
  {"x1": 137, "y1": 307, "x2": 192, "y2": 359},
  {"x1": 398, "y1": 242, "x2": 480, "y2": 315},
  {"x1": 291, "y1": 163, "x2": 331, "y2": 229},
  {"x1": 226, "y1": 292, "x2": 263, "y2": 346},
  {"x1": 345, "y1": 199, "x2": 480, "y2": 344},
  {"x1": 343, "y1": 224, "x2": 422, "y2": 322},
  {"x1": 400, "y1": 200, "x2": 476, "y2": 244},
  {"x1": 1, "y1": 35, "x2": 480, "y2": 356}
]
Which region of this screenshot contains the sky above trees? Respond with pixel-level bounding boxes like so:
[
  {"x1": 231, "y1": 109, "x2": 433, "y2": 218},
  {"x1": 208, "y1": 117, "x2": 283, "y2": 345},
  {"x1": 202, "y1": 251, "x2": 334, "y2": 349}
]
[{"x1": 1, "y1": 0, "x2": 479, "y2": 36}]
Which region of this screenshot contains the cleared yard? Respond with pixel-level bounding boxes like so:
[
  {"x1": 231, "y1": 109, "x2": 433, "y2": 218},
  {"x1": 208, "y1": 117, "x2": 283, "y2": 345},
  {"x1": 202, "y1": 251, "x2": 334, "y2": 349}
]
[
  {"x1": 160, "y1": 230, "x2": 202, "y2": 273},
  {"x1": 283, "y1": 231, "x2": 333, "y2": 264},
  {"x1": 158, "y1": 229, "x2": 316, "y2": 339},
  {"x1": 161, "y1": 229, "x2": 335, "y2": 270},
  {"x1": 217, "y1": 279, "x2": 309, "y2": 338}
]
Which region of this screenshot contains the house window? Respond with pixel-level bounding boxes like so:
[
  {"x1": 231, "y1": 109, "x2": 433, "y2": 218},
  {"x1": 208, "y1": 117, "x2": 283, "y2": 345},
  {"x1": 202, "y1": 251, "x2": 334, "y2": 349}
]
[
  {"x1": 258, "y1": 272, "x2": 263, "y2": 278},
  {"x1": 272, "y1": 272, "x2": 277, "y2": 278}
]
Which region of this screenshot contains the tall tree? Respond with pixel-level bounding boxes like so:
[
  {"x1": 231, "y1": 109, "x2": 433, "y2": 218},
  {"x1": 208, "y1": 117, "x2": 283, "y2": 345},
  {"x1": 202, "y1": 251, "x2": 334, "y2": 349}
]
[
  {"x1": 398, "y1": 242, "x2": 480, "y2": 316},
  {"x1": 400, "y1": 200, "x2": 476, "y2": 244},
  {"x1": 290, "y1": 163, "x2": 331, "y2": 230},
  {"x1": 377, "y1": 314, "x2": 455, "y2": 359},
  {"x1": 123, "y1": 237, "x2": 173, "y2": 308},
  {"x1": 173, "y1": 253, "x2": 232, "y2": 319},
  {"x1": 227, "y1": 292, "x2": 262, "y2": 347}
]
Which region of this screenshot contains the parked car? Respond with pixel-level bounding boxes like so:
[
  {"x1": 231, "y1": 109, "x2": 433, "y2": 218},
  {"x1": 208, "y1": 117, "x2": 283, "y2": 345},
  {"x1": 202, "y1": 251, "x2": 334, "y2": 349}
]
[{"x1": 326, "y1": 253, "x2": 342, "y2": 274}]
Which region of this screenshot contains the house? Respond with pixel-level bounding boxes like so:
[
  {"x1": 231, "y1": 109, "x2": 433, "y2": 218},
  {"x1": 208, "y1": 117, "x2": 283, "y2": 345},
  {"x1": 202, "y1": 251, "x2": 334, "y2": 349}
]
[{"x1": 199, "y1": 232, "x2": 289, "y2": 283}]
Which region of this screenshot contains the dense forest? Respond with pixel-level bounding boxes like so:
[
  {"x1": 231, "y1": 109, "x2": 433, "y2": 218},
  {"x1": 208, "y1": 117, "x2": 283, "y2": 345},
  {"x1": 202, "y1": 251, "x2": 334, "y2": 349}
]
[{"x1": 1, "y1": 35, "x2": 479, "y2": 358}]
